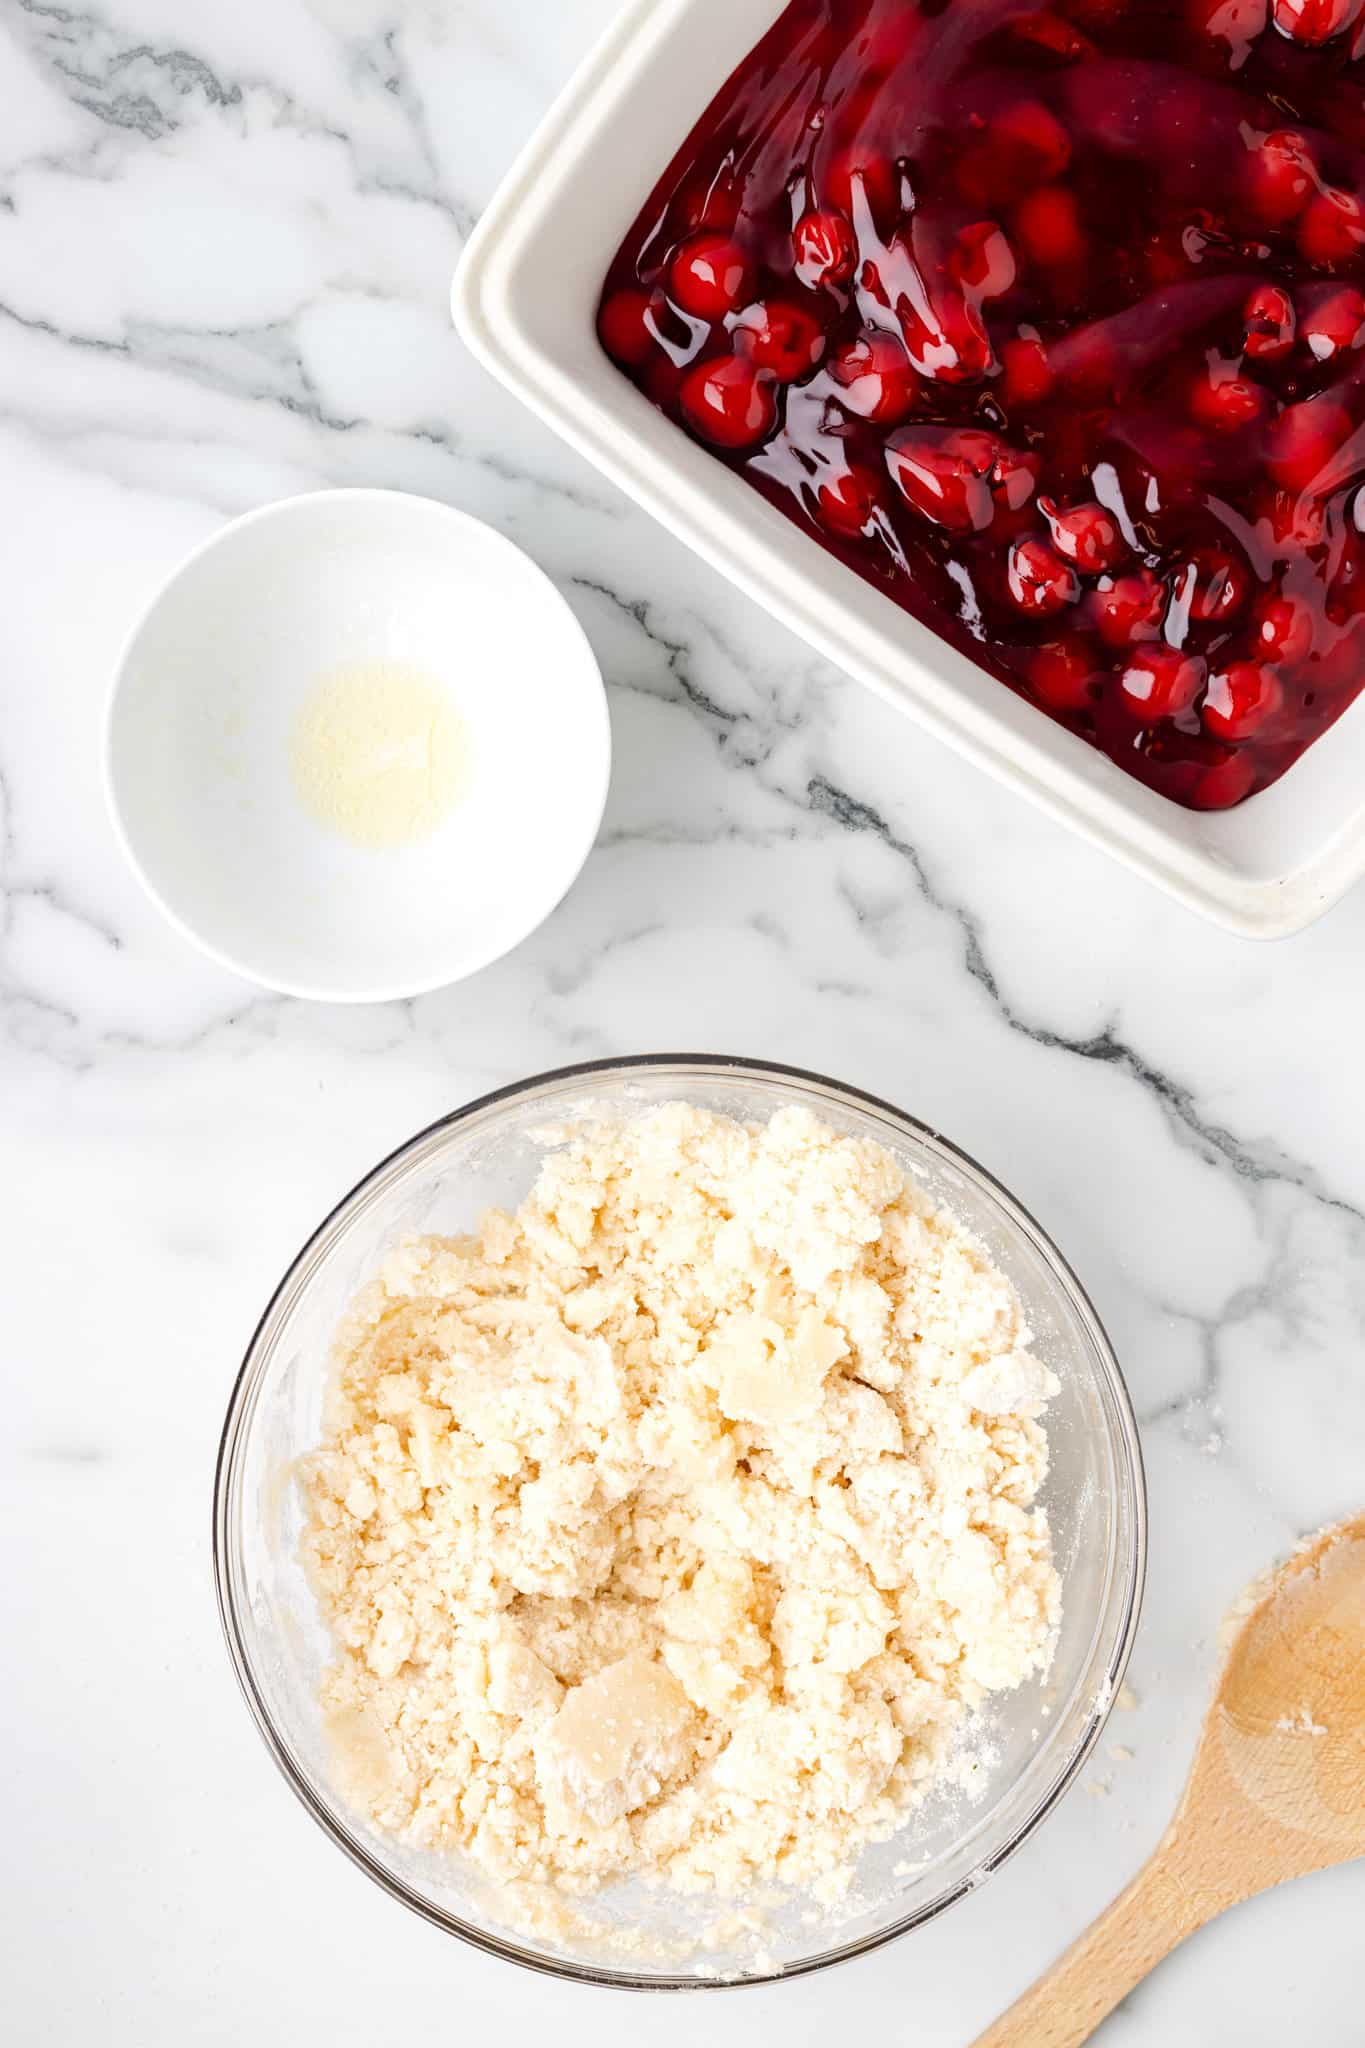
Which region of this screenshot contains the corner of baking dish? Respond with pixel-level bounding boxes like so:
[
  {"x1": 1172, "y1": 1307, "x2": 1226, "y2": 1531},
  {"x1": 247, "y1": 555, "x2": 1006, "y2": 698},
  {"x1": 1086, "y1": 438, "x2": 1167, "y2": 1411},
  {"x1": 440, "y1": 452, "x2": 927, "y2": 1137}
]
[{"x1": 453, "y1": 0, "x2": 1365, "y2": 941}]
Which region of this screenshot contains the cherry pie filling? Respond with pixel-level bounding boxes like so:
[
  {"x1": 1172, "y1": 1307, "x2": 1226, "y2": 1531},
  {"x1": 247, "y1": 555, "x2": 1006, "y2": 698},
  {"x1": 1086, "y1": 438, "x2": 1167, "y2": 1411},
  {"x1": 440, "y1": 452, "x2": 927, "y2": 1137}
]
[{"x1": 597, "y1": 0, "x2": 1365, "y2": 810}]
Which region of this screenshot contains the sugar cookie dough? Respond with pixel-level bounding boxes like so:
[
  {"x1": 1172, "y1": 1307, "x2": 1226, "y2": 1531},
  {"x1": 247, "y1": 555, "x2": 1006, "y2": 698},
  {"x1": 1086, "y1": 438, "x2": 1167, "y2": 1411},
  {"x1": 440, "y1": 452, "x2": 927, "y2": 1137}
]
[{"x1": 301, "y1": 1104, "x2": 1060, "y2": 1906}]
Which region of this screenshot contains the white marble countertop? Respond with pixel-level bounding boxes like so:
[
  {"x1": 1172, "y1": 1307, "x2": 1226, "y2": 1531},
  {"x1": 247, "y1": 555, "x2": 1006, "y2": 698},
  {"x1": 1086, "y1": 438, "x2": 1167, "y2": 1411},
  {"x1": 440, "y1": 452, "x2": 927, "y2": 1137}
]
[{"x1": 3, "y1": 1, "x2": 1362, "y2": 2040}]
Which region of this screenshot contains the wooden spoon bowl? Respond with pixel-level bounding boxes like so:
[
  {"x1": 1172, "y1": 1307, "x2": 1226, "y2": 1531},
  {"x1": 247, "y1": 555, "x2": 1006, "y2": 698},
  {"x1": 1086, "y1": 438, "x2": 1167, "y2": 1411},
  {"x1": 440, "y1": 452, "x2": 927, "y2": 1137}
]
[{"x1": 975, "y1": 1514, "x2": 1365, "y2": 2047}]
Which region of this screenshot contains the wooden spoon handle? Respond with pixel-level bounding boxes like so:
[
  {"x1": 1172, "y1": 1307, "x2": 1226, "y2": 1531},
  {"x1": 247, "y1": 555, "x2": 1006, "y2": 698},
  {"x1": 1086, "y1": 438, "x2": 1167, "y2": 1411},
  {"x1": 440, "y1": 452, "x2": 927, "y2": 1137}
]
[{"x1": 972, "y1": 1851, "x2": 1221, "y2": 2048}]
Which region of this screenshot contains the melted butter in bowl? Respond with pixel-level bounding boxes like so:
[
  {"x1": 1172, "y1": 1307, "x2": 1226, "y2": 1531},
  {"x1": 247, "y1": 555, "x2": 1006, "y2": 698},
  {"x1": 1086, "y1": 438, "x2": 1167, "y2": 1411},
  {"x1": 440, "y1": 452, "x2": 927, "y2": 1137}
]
[
  {"x1": 105, "y1": 489, "x2": 609, "y2": 1001},
  {"x1": 290, "y1": 659, "x2": 471, "y2": 850}
]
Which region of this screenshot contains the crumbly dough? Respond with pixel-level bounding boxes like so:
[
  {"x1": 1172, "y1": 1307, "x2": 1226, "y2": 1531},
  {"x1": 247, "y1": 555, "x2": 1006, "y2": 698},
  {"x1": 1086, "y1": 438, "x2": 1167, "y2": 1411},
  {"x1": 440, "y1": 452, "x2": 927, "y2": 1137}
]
[{"x1": 301, "y1": 1104, "x2": 1060, "y2": 1908}]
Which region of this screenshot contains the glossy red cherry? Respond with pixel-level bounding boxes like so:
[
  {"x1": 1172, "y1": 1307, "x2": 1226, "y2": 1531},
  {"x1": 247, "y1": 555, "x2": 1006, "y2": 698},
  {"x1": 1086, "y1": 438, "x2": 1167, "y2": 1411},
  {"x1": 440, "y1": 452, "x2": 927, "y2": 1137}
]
[
  {"x1": 885, "y1": 426, "x2": 1002, "y2": 532},
  {"x1": 905, "y1": 296, "x2": 994, "y2": 384},
  {"x1": 814, "y1": 463, "x2": 886, "y2": 537},
  {"x1": 1014, "y1": 185, "x2": 1086, "y2": 268},
  {"x1": 951, "y1": 221, "x2": 1017, "y2": 299},
  {"x1": 1266, "y1": 396, "x2": 1354, "y2": 488},
  {"x1": 1242, "y1": 129, "x2": 1316, "y2": 227},
  {"x1": 957, "y1": 101, "x2": 1071, "y2": 207},
  {"x1": 1185, "y1": 547, "x2": 1250, "y2": 623},
  {"x1": 598, "y1": 288, "x2": 660, "y2": 368},
  {"x1": 1202, "y1": 660, "x2": 1285, "y2": 736},
  {"x1": 669, "y1": 233, "x2": 754, "y2": 318},
  {"x1": 1007, "y1": 536, "x2": 1081, "y2": 614},
  {"x1": 1299, "y1": 186, "x2": 1365, "y2": 264},
  {"x1": 1118, "y1": 644, "x2": 1207, "y2": 716},
  {"x1": 1038, "y1": 496, "x2": 1126, "y2": 571},
  {"x1": 830, "y1": 330, "x2": 919, "y2": 423},
  {"x1": 1190, "y1": 750, "x2": 1259, "y2": 807},
  {"x1": 1272, "y1": 0, "x2": 1364, "y2": 41},
  {"x1": 1000, "y1": 333, "x2": 1054, "y2": 404},
  {"x1": 793, "y1": 208, "x2": 856, "y2": 288},
  {"x1": 1029, "y1": 637, "x2": 1103, "y2": 708},
  {"x1": 1254, "y1": 590, "x2": 1316, "y2": 660},
  {"x1": 1299, "y1": 284, "x2": 1365, "y2": 358},
  {"x1": 991, "y1": 99, "x2": 1074, "y2": 180},
  {"x1": 991, "y1": 446, "x2": 1042, "y2": 511},
  {"x1": 733, "y1": 299, "x2": 826, "y2": 380},
  {"x1": 921, "y1": 301, "x2": 994, "y2": 381},
  {"x1": 1089, "y1": 571, "x2": 1166, "y2": 647},
  {"x1": 1189, "y1": 365, "x2": 1268, "y2": 430},
  {"x1": 675, "y1": 169, "x2": 740, "y2": 233},
  {"x1": 679, "y1": 354, "x2": 778, "y2": 447},
  {"x1": 1243, "y1": 283, "x2": 1296, "y2": 360}
]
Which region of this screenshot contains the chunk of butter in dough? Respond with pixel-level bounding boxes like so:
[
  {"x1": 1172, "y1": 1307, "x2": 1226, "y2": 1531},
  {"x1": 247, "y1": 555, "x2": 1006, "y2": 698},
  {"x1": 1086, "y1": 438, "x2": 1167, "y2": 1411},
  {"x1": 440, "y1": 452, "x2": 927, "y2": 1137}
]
[
  {"x1": 958, "y1": 1350, "x2": 1060, "y2": 1416},
  {"x1": 707, "y1": 1307, "x2": 845, "y2": 1425},
  {"x1": 537, "y1": 1652, "x2": 694, "y2": 1828},
  {"x1": 324, "y1": 1701, "x2": 410, "y2": 1812},
  {"x1": 487, "y1": 1640, "x2": 564, "y2": 1722}
]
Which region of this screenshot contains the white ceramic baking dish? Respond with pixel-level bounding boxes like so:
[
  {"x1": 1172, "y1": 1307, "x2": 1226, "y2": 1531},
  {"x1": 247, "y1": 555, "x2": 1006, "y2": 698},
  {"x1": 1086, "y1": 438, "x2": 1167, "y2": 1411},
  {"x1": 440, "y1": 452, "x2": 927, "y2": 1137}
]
[{"x1": 452, "y1": 0, "x2": 1365, "y2": 938}]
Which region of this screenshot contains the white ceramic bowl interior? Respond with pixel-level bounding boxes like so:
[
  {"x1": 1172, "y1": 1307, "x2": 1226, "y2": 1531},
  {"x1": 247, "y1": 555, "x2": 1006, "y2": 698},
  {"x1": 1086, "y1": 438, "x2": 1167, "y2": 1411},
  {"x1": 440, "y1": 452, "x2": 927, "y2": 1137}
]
[
  {"x1": 215, "y1": 1057, "x2": 1145, "y2": 1989},
  {"x1": 452, "y1": 0, "x2": 1365, "y2": 938},
  {"x1": 105, "y1": 490, "x2": 610, "y2": 1001}
]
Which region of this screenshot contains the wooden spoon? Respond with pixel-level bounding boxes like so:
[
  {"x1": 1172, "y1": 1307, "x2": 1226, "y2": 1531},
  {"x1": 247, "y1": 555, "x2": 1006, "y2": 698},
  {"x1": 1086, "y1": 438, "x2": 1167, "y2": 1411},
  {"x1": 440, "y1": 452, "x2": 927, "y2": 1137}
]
[{"x1": 975, "y1": 1513, "x2": 1365, "y2": 2048}]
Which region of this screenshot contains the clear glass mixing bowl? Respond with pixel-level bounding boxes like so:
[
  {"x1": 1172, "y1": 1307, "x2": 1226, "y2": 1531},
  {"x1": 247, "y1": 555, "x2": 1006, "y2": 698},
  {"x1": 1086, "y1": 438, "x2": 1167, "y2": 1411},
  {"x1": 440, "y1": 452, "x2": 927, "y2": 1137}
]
[{"x1": 213, "y1": 1056, "x2": 1146, "y2": 1988}]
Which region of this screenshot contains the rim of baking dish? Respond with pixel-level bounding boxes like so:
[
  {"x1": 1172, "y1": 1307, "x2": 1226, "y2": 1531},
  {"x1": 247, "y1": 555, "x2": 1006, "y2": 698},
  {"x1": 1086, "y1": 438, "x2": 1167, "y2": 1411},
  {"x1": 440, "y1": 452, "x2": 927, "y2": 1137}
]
[{"x1": 213, "y1": 1054, "x2": 1147, "y2": 1990}]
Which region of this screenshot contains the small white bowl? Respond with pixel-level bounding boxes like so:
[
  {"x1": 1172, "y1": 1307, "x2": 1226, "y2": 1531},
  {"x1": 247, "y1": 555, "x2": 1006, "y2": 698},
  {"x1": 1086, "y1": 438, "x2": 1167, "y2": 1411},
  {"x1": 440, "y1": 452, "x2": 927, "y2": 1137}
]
[{"x1": 105, "y1": 489, "x2": 610, "y2": 1002}]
